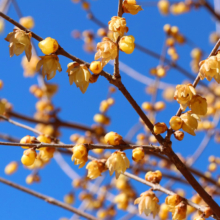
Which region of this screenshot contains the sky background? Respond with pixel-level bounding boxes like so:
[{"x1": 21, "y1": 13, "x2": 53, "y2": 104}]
[{"x1": 0, "y1": 0, "x2": 220, "y2": 219}]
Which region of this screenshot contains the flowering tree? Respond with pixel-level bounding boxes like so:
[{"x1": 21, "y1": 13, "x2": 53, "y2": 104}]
[{"x1": 1, "y1": 0, "x2": 220, "y2": 219}]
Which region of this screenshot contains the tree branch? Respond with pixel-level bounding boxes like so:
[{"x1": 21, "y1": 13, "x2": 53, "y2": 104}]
[{"x1": 0, "y1": 177, "x2": 98, "y2": 220}]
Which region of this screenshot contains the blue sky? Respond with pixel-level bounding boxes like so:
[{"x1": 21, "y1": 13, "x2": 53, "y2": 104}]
[{"x1": 0, "y1": 0, "x2": 219, "y2": 219}]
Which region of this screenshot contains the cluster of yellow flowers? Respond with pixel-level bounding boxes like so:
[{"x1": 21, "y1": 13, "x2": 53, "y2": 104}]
[{"x1": 158, "y1": 0, "x2": 192, "y2": 16}]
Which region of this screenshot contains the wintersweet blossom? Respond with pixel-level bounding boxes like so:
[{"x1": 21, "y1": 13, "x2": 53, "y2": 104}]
[
  {"x1": 199, "y1": 55, "x2": 220, "y2": 83},
  {"x1": 134, "y1": 190, "x2": 160, "y2": 218},
  {"x1": 180, "y1": 111, "x2": 200, "y2": 136},
  {"x1": 36, "y1": 55, "x2": 62, "y2": 80},
  {"x1": 122, "y1": 0, "x2": 143, "y2": 15},
  {"x1": 174, "y1": 84, "x2": 196, "y2": 111},
  {"x1": 108, "y1": 16, "x2": 128, "y2": 41},
  {"x1": 5, "y1": 29, "x2": 32, "y2": 61},
  {"x1": 95, "y1": 37, "x2": 117, "y2": 66},
  {"x1": 106, "y1": 151, "x2": 130, "y2": 179},
  {"x1": 67, "y1": 62, "x2": 91, "y2": 93}
]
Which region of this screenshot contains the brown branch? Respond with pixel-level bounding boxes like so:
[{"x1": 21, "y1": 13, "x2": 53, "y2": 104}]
[
  {"x1": 113, "y1": 0, "x2": 123, "y2": 79},
  {"x1": 164, "y1": 148, "x2": 220, "y2": 218},
  {"x1": 0, "y1": 140, "x2": 161, "y2": 151},
  {"x1": 7, "y1": 110, "x2": 95, "y2": 134},
  {"x1": 123, "y1": 172, "x2": 211, "y2": 216},
  {"x1": 0, "y1": 177, "x2": 98, "y2": 220},
  {"x1": 199, "y1": 0, "x2": 220, "y2": 21}
]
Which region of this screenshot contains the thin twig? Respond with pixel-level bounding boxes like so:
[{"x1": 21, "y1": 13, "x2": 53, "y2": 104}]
[{"x1": 0, "y1": 177, "x2": 98, "y2": 220}]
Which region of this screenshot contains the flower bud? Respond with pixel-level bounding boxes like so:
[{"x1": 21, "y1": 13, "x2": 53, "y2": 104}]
[
  {"x1": 93, "y1": 113, "x2": 110, "y2": 125},
  {"x1": 37, "y1": 135, "x2": 51, "y2": 143},
  {"x1": 104, "y1": 132, "x2": 123, "y2": 145},
  {"x1": 4, "y1": 161, "x2": 18, "y2": 175},
  {"x1": 90, "y1": 61, "x2": 102, "y2": 74},
  {"x1": 145, "y1": 170, "x2": 162, "y2": 184},
  {"x1": 64, "y1": 193, "x2": 74, "y2": 205},
  {"x1": 99, "y1": 100, "x2": 110, "y2": 113},
  {"x1": 21, "y1": 149, "x2": 36, "y2": 166},
  {"x1": 169, "y1": 116, "x2": 183, "y2": 130},
  {"x1": 154, "y1": 101, "x2": 165, "y2": 111},
  {"x1": 132, "y1": 147, "x2": 145, "y2": 162},
  {"x1": 38, "y1": 37, "x2": 59, "y2": 55},
  {"x1": 19, "y1": 16, "x2": 34, "y2": 29},
  {"x1": 142, "y1": 102, "x2": 153, "y2": 111},
  {"x1": 20, "y1": 135, "x2": 39, "y2": 149},
  {"x1": 174, "y1": 130, "x2": 184, "y2": 141},
  {"x1": 153, "y1": 122, "x2": 167, "y2": 135},
  {"x1": 158, "y1": 0, "x2": 170, "y2": 15},
  {"x1": 119, "y1": 35, "x2": 135, "y2": 54}
]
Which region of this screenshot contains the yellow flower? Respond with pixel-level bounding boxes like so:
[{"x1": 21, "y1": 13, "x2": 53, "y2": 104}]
[
  {"x1": 38, "y1": 37, "x2": 59, "y2": 55},
  {"x1": 180, "y1": 111, "x2": 199, "y2": 136},
  {"x1": 86, "y1": 160, "x2": 106, "y2": 179},
  {"x1": 122, "y1": 0, "x2": 143, "y2": 15},
  {"x1": 172, "y1": 201, "x2": 187, "y2": 220},
  {"x1": 67, "y1": 62, "x2": 91, "y2": 93},
  {"x1": 153, "y1": 122, "x2": 167, "y2": 135},
  {"x1": 114, "y1": 193, "x2": 129, "y2": 210},
  {"x1": 158, "y1": 0, "x2": 170, "y2": 15},
  {"x1": 108, "y1": 16, "x2": 128, "y2": 41},
  {"x1": 21, "y1": 56, "x2": 39, "y2": 77},
  {"x1": 4, "y1": 161, "x2": 18, "y2": 175},
  {"x1": 132, "y1": 147, "x2": 145, "y2": 162},
  {"x1": 174, "y1": 84, "x2": 196, "y2": 111},
  {"x1": 199, "y1": 55, "x2": 220, "y2": 83},
  {"x1": 71, "y1": 144, "x2": 88, "y2": 168},
  {"x1": 104, "y1": 131, "x2": 123, "y2": 145},
  {"x1": 145, "y1": 170, "x2": 162, "y2": 184},
  {"x1": 106, "y1": 151, "x2": 130, "y2": 179},
  {"x1": 19, "y1": 16, "x2": 35, "y2": 29},
  {"x1": 95, "y1": 37, "x2": 117, "y2": 67},
  {"x1": 189, "y1": 95, "x2": 207, "y2": 115},
  {"x1": 36, "y1": 55, "x2": 62, "y2": 80},
  {"x1": 119, "y1": 35, "x2": 135, "y2": 54},
  {"x1": 134, "y1": 190, "x2": 160, "y2": 218},
  {"x1": 5, "y1": 29, "x2": 32, "y2": 61}
]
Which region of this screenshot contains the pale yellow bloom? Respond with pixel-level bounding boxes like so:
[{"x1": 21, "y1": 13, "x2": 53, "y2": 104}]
[
  {"x1": 108, "y1": 16, "x2": 128, "y2": 41},
  {"x1": 86, "y1": 160, "x2": 106, "y2": 179},
  {"x1": 145, "y1": 170, "x2": 162, "y2": 184},
  {"x1": 71, "y1": 144, "x2": 88, "y2": 168},
  {"x1": 95, "y1": 37, "x2": 117, "y2": 66},
  {"x1": 172, "y1": 201, "x2": 187, "y2": 220},
  {"x1": 180, "y1": 111, "x2": 199, "y2": 136},
  {"x1": 189, "y1": 95, "x2": 207, "y2": 115},
  {"x1": 106, "y1": 151, "x2": 130, "y2": 179},
  {"x1": 114, "y1": 193, "x2": 129, "y2": 210},
  {"x1": 4, "y1": 161, "x2": 18, "y2": 175},
  {"x1": 122, "y1": 0, "x2": 143, "y2": 15},
  {"x1": 199, "y1": 55, "x2": 220, "y2": 83},
  {"x1": 134, "y1": 191, "x2": 160, "y2": 218},
  {"x1": 174, "y1": 84, "x2": 196, "y2": 111},
  {"x1": 67, "y1": 62, "x2": 91, "y2": 94},
  {"x1": 36, "y1": 55, "x2": 62, "y2": 80},
  {"x1": 5, "y1": 29, "x2": 32, "y2": 61}
]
